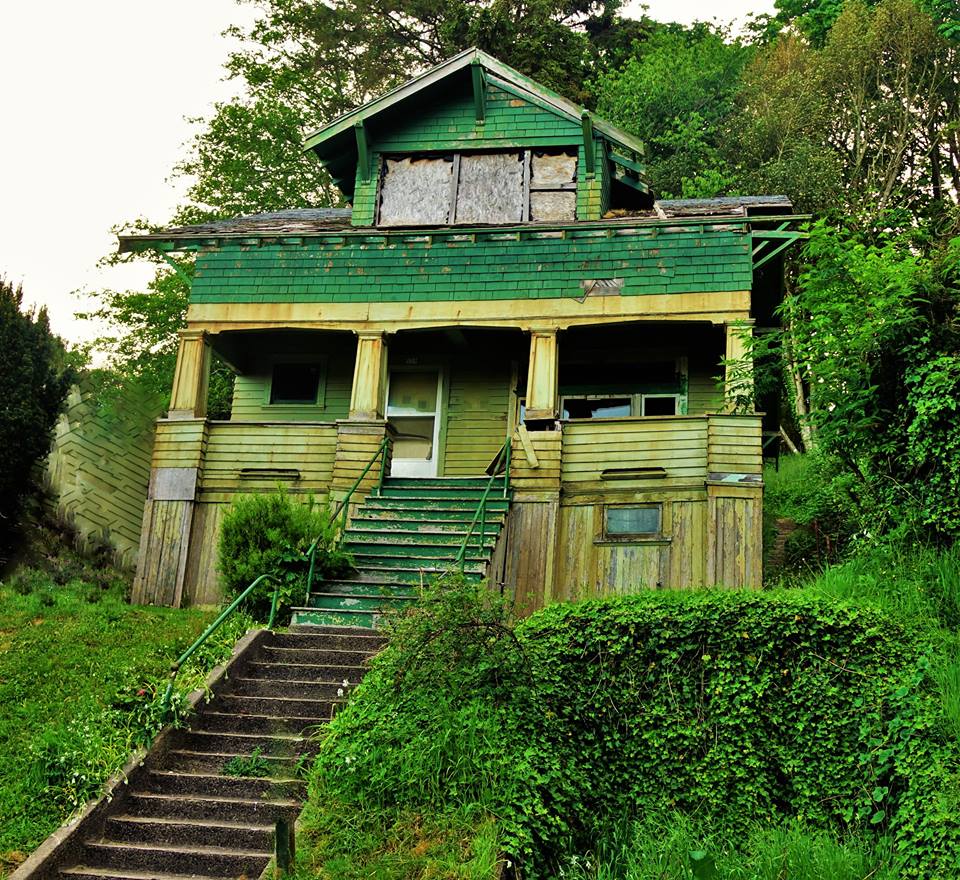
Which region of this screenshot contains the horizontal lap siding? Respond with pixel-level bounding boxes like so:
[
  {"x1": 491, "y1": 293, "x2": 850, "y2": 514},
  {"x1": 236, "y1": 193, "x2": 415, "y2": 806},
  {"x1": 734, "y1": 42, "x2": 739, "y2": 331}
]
[
  {"x1": 707, "y1": 416, "x2": 762, "y2": 474},
  {"x1": 200, "y1": 423, "x2": 337, "y2": 495},
  {"x1": 230, "y1": 349, "x2": 354, "y2": 422},
  {"x1": 191, "y1": 227, "x2": 752, "y2": 305},
  {"x1": 561, "y1": 419, "x2": 709, "y2": 484},
  {"x1": 444, "y1": 361, "x2": 511, "y2": 475}
]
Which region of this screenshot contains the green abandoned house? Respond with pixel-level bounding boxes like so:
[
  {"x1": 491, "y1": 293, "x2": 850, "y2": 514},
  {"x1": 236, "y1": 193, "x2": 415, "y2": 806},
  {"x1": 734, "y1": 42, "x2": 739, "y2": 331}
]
[
  {"x1": 120, "y1": 48, "x2": 804, "y2": 625},
  {"x1": 12, "y1": 48, "x2": 819, "y2": 880}
]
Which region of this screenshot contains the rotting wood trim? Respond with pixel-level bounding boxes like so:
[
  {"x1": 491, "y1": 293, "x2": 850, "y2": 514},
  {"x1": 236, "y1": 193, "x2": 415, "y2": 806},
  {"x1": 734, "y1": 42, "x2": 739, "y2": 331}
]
[
  {"x1": 581, "y1": 112, "x2": 595, "y2": 179},
  {"x1": 471, "y1": 60, "x2": 486, "y2": 124},
  {"x1": 355, "y1": 121, "x2": 371, "y2": 183},
  {"x1": 516, "y1": 425, "x2": 540, "y2": 468}
]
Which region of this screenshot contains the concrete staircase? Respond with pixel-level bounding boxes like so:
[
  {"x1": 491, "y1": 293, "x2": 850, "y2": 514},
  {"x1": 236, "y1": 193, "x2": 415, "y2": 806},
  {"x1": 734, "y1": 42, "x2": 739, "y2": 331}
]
[
  {"x1": 292, "y1": 476, "x2": 510, "y2": 628},
  {"x1": 52, "y1": 627, "x2": 384, "y2": 880}
]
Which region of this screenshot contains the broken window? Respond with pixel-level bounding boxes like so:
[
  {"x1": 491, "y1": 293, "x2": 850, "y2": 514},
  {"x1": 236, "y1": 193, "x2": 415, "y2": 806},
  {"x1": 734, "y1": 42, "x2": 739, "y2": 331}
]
[
  {"x1": 269, "y1": 362, "x2": 324, "y2": 405},
  {"x1": 377, "y1": 149, "x2": 578, "y2": 226}
]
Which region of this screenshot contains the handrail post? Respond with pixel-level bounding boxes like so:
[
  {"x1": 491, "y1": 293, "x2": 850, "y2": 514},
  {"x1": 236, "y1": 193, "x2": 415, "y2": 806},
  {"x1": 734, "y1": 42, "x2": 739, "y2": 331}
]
[
  {"x1": 503, "y1": 435, "x2": 511, "y2": 498},
  {"x1": 377, "y1": 435, "x2": 389, "y2": 496}
]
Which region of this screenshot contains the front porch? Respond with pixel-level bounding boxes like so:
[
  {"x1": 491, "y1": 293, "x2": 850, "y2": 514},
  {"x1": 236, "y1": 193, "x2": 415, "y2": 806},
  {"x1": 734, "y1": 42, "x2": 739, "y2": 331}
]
[{"x1": 133, "y1": 319, "x2": 761, "y2": 608}]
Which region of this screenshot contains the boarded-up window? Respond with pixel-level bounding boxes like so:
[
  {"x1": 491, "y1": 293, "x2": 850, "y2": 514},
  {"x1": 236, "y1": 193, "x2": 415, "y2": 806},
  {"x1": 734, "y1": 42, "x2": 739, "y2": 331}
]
[
  {"x1": 379, "y1": 156, "x2": 454, "y2": 226},
  {"x1": 530, "y1": 150, "x2": 577, "y2": 221},
  {"x1": 377, "y1": 149, "x2": 579, "y2": 226},
  {"x1": 454, "y1": 152, "x2": 525, "y2": 224}
]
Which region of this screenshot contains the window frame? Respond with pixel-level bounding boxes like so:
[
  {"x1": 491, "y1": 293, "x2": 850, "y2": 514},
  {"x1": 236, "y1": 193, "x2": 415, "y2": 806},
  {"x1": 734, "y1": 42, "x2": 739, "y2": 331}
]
[
  {"x1": 376, "y1": 147, "x2": 579, "y2": 227},
  {"x1": 264, "y1": 355, "x2": 327, "y2": 408}
]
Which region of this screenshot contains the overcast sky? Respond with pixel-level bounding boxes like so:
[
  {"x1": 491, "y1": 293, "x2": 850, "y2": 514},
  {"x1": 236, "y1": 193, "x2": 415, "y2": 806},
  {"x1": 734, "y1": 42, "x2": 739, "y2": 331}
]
[{"x1": 0, "y1": 0, "x2": 773, "y2": 347}]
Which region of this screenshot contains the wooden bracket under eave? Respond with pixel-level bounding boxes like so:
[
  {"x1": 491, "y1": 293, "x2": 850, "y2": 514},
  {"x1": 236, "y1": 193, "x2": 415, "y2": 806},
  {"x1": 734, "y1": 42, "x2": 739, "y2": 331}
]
[
  {"x1": 471, "y1": 60, "x2": 486, "y2": 125},
  {"x1": 355, "y1": 120, "x2": 371, "y2": 183}
]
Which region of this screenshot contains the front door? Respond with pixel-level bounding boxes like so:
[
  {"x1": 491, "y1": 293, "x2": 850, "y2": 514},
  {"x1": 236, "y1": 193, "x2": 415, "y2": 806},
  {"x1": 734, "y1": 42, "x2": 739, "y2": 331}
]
[{"x1": 386, "y1": 369, "x2": 442, "y2": 477}]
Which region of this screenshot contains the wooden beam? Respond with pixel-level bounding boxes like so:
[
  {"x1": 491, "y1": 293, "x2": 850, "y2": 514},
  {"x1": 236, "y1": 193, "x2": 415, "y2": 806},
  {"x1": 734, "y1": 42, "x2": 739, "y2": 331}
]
[
  {"x1": 354, "y1": 120, "x2": 371, "y2": 183},
  {"x1": 609, "y1": 151, "x2": 646, "y2": 176},
  {"x1": 581, "y1": 112, "x2": 595, "y2": 179},
  {"x1": 614, "y1": 171, "x2": 650, "y2": 194},
  {"x1": 471, "y1": 60, "x2": 485, "y2": 125}
]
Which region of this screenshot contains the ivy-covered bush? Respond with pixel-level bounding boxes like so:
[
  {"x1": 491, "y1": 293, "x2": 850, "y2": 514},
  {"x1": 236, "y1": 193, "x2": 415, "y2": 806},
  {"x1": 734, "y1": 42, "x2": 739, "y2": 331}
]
[
  {"x1": 310, "y1": 587, "x2": 960, "y2": 877},
  {"x1": 217, "y1": 490, "x2": 351, "y2": 619}
]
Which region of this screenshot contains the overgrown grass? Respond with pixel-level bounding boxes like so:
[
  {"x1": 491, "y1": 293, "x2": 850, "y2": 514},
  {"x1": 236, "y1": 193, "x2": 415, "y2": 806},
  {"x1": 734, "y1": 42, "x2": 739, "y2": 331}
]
[
  {"x1": 556, "y1": 813, "x2": 898, "y2": 880},
  {"x1": 0, "y1": 571, "x2": 250, "y2": 875}
]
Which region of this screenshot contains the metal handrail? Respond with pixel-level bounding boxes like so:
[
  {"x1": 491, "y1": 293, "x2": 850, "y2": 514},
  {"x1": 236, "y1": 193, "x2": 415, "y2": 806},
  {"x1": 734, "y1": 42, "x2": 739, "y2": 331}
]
[
  {"x1": 304, "y1": 435, "x2": 390, "y2": 603},
  {"x1": 160, "y1": 572, "x2": 280, "y2": 715},
  {"x1": 454, "y1": 436, "x2": 511, "y2": 573}
]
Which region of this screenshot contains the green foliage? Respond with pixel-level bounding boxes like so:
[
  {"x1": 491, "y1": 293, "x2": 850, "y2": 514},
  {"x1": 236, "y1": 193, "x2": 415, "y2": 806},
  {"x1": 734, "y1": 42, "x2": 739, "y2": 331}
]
[
  {"x1": 593, "y1": 27, "x2": 749, "y2": 198},
  {"x1": 217, "y1": 490, "x2": 351, "y2": 619},
  {"x1": 0, "y1": 279, "x2": 74, "y2": 557},
  {"x1": 306, "y1": 583, "x2": 960, "y2": 877},
  {"x1": 222, "y1": 748, "x2": 273, "y2": 778},
  {"x1": 0, "y1": 574, "x2": 237, "y2": 858}
]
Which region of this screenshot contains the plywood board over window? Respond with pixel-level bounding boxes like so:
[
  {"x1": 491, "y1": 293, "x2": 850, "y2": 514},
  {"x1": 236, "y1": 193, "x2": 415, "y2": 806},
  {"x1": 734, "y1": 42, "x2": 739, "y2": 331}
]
[
  {"x1": 379, "y1": 156, "x2": 454, "y2": 226},
  {"x1": 530, "y1": 150, "x2": 577, "y2": 221},
  {"x1": 454, "y1": 152, "x2": 525, "y2": 224}
]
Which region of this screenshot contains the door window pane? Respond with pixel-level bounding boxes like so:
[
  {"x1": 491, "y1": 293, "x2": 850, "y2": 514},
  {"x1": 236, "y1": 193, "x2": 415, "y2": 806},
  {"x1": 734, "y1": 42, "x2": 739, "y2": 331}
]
[{"x1": 388, "y1": 371, "x2": 438, "y2": 414}]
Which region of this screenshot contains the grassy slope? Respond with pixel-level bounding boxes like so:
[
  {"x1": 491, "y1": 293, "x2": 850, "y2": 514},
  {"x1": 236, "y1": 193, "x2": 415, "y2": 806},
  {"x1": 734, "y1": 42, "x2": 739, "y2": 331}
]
[{"x1": 0, "y1": 576, "x2": 214, "y2": 873}]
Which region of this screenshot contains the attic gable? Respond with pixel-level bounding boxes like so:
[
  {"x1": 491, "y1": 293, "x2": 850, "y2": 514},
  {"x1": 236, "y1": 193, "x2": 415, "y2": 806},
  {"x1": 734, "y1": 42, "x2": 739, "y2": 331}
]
[{"x1": 304, "y1": 48, "x2": 647, "y2": 205}]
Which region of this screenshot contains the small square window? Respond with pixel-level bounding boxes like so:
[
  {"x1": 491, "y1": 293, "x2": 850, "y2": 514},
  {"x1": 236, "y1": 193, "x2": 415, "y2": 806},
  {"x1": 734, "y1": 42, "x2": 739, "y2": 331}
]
[
  {"x1": 606, "y1": 505, "x2": 661, "y2": 537},
  {"x1": 270, "y1": 363, "x2": 322, "y2": 404},
  {"x1": 642, "y1": 395, "x2": 678, "y2": 416}
]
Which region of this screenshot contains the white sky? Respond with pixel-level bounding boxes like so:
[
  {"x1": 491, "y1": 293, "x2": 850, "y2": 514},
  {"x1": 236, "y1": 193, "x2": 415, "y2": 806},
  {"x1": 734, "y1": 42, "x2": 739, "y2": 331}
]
[{"x1": 0, "y1": 0, "x2": 772, "y2": 349}]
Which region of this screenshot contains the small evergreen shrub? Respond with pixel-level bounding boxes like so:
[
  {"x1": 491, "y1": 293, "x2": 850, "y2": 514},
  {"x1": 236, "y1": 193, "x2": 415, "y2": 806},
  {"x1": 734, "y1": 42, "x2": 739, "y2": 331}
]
[
  {"x1": 217, "y1": 490, "x2": 351, "y2": 619},
  {"x1": 310, "y1": 587, "x2": 960, "y2": 878}
]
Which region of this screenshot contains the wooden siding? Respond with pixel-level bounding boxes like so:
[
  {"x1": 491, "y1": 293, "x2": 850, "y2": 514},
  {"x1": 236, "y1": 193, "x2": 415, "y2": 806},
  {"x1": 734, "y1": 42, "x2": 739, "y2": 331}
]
[
  {"x1": 190, "y1": 226, "x2": 753, "y2": 306},
  {"x1": 707, "y1": 485, "x2": 763, "y2": 588},
  {"x1": 561, "y1": 417, "x2": 710, "y2": 488},
  {"x1": 351, "y1": 83, "x2": 584, "y2": 226},
  {"x1": 510, "y1": 428, "x2": 562, "y2": 494},
  {"x1": 200, "y1": 422, "x2": 338, "y2": 499},
  {"x1": 183, "y1": 502, "x2": 227, "y2": 606},
  {"x1": 708, "y1": 414, "x2": 763, "y2": 475},
  {"x1": 152, "y1": 420, "x2": 208, "y2": 469},
  {"x1": 444, "y1": 360, "x2": 511, "y2": 475},
  {"x1": 45, "y1": 385, "x2": 162, "y2": 566},
  {"x1": 230, "y1": 348, "x2": 354, "y2": 422},
  {"x1": 132, "y1": 499, "x2": 193, "y2": 606}
]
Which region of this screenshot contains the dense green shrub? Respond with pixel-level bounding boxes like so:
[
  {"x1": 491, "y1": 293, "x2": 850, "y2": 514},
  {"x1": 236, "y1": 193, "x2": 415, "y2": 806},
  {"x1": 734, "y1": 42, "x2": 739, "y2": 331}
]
[
  {"x1": 217, "y1": 490, "x2": 351, "y2": 619},
  {"x1": 310, "y1": 586, "x2": 960, "y2": 878}
]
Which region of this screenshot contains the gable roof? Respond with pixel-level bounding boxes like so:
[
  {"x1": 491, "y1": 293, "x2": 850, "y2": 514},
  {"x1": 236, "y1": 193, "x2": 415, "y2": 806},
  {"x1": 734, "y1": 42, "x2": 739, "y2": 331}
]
[{"x1": 304, "y1": 48, "x2": 646, "y2": 198}]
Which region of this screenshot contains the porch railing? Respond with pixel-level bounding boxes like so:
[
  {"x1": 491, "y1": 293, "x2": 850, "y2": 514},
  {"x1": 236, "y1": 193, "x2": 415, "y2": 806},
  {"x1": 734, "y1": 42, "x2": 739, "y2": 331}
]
[{"x1": 454, "y1": 436, "x2": 512, "y2": 574}]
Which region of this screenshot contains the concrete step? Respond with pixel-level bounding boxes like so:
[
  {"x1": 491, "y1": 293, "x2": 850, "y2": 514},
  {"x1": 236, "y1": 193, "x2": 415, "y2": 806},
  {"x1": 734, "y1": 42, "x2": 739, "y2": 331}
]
[
  {"x1": 287, "y1": 623, "x2": 374, "y2": 635},
  {"x1": 225, "y1": 676, "x2": 356, "y2": 699},
  {"x1": 259, "y1": 644, "x2": 377, "y2": 667},
  {"x1": 78, "y1": 840, "x2": 268, "y2": 879},
  {"x1": 174, "y1": 728, "x2": 308, "y2": 757},
  {"x1": 266, "y1": 630, "x2": 386, "y2": 651},
  {"x1": 103, "y1": 814, "x2": 273, "y2": 850},
  {"x1": 242, "y1": 660, "x2": 368, "y2": 682},
  {"x1": 60, "y1": 867, "x2": 225, "y2": 880},
  {"x1": 210, "y1": 693, "x2": 342, "y2": 718},
  {"x1": 192, "y1": 711, "x2": 327, "y2": 736},
  {"x1": 123, "y1": 791, "x2": 299, "y2": 825},
  {"x1": 145, "y1": 769, "x2": 305, "y2": 800},
  {"x1": 164, "y1": 749, "x2": 299, "y2": 777}
]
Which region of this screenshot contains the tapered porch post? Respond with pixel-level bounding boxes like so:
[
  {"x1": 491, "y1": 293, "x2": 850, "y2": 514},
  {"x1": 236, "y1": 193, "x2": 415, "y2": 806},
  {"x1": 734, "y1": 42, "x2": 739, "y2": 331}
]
[
  {"x1": 349, "y1": 331, "x2": 389, "y2": 420},
  {"x1": 724, "y1": 319, "x2": 755, "y2": 412},
  {"x1": 168, "y1": 330, "x2": 211, "y2": 419},
  {"x1": 524, "y1": 328, "x2": 559, "y2": 424}
]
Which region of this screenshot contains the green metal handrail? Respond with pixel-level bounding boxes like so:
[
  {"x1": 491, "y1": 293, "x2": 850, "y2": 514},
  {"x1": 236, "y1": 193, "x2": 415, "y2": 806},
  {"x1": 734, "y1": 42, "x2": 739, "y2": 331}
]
[
  {"x1": 454, "y1": 436, "x2": 511, "y2": 573},
  {"x1": 161, "y1": 572, "x2": 280, "y2": 715},
  {"x1": 304, "y1": 435, "x2": 390, "y2": 603}
]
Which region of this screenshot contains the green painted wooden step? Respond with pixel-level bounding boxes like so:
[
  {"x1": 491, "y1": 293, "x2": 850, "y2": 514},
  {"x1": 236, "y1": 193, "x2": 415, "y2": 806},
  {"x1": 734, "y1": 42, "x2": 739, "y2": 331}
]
[
  {"x1": 308, "y1": 592, "x2": 415, "y2": 612},
  {"x1": 320, "y1": 580, "x2": 419, "y2": 598},
  {"x1": 383, "y1": 477, "x2": 506, "y2": 490},
  {"x1": 344, "y1": 538, "x2": 496, "y2": 555},
  {"x1": 348, "y1": 518, "x2": 503, "y2": 533},
  {"x1": 345, "y1": 564, "x2": 485, "y2": 582},
  {"x1": 291, "y1": 607, "x2": 378, "y2": 628},
  {"x1": 378, "y1": 487, "x2": 510, "y2": 501},
  {"x1": 353, "y1": 510, "x2": 506, "y2": 525},
  {"x1": 364, "y1": 497, "x2": 510, "y2": 512}
]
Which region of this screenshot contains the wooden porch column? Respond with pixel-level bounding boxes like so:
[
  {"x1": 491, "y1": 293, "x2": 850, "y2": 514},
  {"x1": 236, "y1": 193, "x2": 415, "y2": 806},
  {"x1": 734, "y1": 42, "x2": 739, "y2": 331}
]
[
  {"x1": 524, "y1": 329, "x2": 559, "y2": 423},
  {"x1": 724, "y1": 319, "x2": 755, "y2": 412},
  {"x1": 168, "y1": 330, "x2": 211, "y2": 419},
  {"x1": 349, "y1": 331, "x2": 389, "y2": 420}
]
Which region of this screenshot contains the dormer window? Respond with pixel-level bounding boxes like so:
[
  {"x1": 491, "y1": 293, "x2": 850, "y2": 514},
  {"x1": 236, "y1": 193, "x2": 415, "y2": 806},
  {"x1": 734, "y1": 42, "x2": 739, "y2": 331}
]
[{"x1": 377, "y1": 148, "x2": 577, "y2": 227}]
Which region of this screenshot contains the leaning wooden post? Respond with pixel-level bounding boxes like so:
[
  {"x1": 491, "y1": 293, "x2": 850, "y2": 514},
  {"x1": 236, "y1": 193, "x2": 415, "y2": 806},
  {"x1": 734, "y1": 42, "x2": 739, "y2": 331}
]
[
  {"x1": 275, "y1": 817, "x2": 295, "y2": 875},
  {"x1": 524, "y1": 328, "x2": 559, "y2": 425},
  {"x1": 348, "y1": 330, "x2": 389, "y2": 420}
]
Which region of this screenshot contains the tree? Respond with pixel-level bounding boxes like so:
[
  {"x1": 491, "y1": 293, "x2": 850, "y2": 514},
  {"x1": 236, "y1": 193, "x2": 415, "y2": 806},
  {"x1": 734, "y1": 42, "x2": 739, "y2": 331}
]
[
  {"x1": 0, "y1": 279, "x2": 75, "y2": 553},
  {"x1": 174, "y1": 0, "x2": 638, "y2": 221},
  {"x1": 592, "y1": 25, "x2": 750, "y2": 198}
]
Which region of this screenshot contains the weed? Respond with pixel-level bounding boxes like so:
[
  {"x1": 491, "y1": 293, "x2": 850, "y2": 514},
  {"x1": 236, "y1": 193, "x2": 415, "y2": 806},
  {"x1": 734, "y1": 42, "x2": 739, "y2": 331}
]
[{"x1": 222, "y1": 748, "x2": 274, "y2": 778}]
